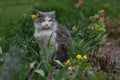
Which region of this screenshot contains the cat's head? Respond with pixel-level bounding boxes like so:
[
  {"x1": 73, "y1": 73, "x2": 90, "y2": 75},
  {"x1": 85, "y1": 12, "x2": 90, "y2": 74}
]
[{"x1": 34, "y1": 11, "x2": 57, "y2": 30}]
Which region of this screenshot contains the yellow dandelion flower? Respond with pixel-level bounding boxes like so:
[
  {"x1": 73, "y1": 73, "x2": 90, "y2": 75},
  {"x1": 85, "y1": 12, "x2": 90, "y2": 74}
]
[
  {"x1": 76, "y1": 54, "x2": 82, "y2": 60},
  {"x1": 31, "y1": 14, "x2": 37, "y2": 19},
  {"x1": 98, "y1": 9, "x2": 105, "y2": 14},
  {"x1": 72, "y1": 26, "x2": 77, "y2": 30},
  {"x1": 23, "y1": 13, "x2": 27, "y2": 17},
  {"x1": 68, "y1": 66, "x2": 72, "y2": 70},
  {"x1": 65, "y1": 59, "x2": 70, "y2": 65},
  {"x1": 83, "y1": 55, "x2": 87, "y2": 60}
]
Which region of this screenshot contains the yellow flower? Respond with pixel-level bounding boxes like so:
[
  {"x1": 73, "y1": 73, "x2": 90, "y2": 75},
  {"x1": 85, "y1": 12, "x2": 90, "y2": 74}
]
[
  {"x1": 83, "y1": 55, "x2": 87, "y2": 60},
  {"x1": 23, "y1": 13, "x2": 27, "y2": 17},
  {"x1": 31, "y1": 14, "x2": 37, "y2": 19},
  {"x1": 65, "y1": 59, "x2": 70, "y2": 65},
  {"x1": 72, "y1": 26, "x2": 77, "y2": 30},
  {"x1": 68, "y1": 66, "x2": 72, "y2": 70},
  {"x1": 98, "y1": 9, "x2": 105, "y2": 14},
  {"x1": 76, "y1": 54, "x2": 82, "y2": 60}
]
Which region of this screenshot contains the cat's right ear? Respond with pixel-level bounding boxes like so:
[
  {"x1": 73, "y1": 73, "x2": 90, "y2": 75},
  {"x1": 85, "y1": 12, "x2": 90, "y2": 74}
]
[
  {"x1": 36, "y1": 11, "x2": 42, "y2": 18},
  {"x1": 38, "y1": 11, "x2": 42, "y2": 14}
]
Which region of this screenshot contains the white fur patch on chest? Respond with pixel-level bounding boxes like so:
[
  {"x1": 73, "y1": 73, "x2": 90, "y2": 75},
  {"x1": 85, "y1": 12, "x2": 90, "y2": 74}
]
[
  {"x1": 34, "y1": 30, "x2": 54, "y2": 38},
  {"x1": 34, "y1": 30, "x2": 56, "y2": 46}
]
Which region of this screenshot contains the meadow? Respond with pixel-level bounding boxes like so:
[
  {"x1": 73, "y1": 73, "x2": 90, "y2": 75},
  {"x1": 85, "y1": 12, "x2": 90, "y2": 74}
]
[{"x1": 0, "y1": 0, "x2": 120, "y2": 80}]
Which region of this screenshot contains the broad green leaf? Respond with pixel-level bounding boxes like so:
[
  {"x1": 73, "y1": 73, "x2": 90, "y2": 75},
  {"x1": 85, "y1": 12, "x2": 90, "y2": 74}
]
[
  {"x1": 35, "y1": 69, "x2": 45, "y2": 77},
  {"x1": 54, "y1": 60, "x2": 64, "y2": 67},
  {"x1": 0, "y1": 46, "x2": 2, "y2": 55},
  {"x1": 30, "y1": 62, "x2": 35, "y2": 69}
]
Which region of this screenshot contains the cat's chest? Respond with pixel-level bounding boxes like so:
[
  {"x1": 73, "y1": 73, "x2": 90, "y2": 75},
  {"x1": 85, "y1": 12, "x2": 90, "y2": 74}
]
[{"x1": 34, "y1": 30, "x2": 56, "y2": 42}]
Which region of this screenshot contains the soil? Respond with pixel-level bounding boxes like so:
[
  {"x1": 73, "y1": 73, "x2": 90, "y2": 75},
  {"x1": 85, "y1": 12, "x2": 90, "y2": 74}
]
[{"x1": 99, "y1": 37, "x2": 120, "y2": 73}]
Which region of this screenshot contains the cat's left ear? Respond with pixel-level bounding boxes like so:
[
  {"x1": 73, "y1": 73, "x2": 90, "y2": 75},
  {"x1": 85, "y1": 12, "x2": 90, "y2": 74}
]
[{"x1": 51, "y1": 11, "x2": 55, "y2": 14}]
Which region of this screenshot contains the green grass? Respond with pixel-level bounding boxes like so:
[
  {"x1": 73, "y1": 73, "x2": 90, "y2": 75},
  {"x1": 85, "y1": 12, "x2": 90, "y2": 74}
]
[{"x1": 0, "y1": 0, "x2": 120, "y2": 80}]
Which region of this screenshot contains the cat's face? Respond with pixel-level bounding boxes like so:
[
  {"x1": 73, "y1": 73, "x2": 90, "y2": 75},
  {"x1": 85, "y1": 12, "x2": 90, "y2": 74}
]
[{"x1": 35, "y1": 11, "x2": 57, "y2": 30}]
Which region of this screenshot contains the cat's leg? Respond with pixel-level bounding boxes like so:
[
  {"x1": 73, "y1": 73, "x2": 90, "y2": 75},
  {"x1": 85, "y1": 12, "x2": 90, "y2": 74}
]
[
  {"x1": 39, "y1": 41, "x2": 46, "y2": 54},
  {"x1": 37, "y1": 40, "x2": 45, "y2": 54},
  {"x1": 54, "y1": 44, "x2": 68, "y2": 63},
  {"x1": 52, "y1": 44, "x2": 68, "y2": 69}
]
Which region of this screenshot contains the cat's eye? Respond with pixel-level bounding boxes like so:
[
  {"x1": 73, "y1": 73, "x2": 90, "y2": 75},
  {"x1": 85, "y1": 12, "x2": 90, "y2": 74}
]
[
  {"x1": 49, "y1": 19, "x2": 54, "y2": 22},
  {"x1": 39, "y1": 18, "x2": 45, "y2": 22}
]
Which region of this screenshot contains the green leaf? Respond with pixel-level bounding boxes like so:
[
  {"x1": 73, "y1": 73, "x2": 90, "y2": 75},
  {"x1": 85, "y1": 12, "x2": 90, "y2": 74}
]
[
  {"x1": 35, "y1": 69, "x2": 45, "y2": 77},
  {"x1": 54, "y1": 60, "x2": 64, "y2": 67},
  {"x1": 46, "y1": 32, "x2": 53, "y2": 47},
  {"x1": 55, "y1": 66, "x2": 68, "y2": 80},
  {"x1": 0, "y1": 46, "x2": 2, "y2": 55},
  {"x1": 30, "y1": 62, "x2": 35, "y2": 69}
]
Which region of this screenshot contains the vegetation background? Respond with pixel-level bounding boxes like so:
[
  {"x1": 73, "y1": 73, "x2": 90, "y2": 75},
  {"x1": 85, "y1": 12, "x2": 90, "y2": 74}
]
[{"x1": 0, "y1": 0, "x2": 120, "y2": 80}]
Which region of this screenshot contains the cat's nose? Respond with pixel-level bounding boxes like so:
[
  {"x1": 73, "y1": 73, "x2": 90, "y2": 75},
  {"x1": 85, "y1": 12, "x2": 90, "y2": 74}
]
[{"x1": 45, "y1": 24, "x2": 48, "y2": 26}]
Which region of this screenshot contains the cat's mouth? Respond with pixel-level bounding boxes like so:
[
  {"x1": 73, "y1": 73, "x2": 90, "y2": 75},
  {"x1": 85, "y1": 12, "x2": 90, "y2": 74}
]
[
  {"x1": 43, "y1": 26, "x2": 50, "y2": 30},
  {"x1": 44, "y1": 26, "x2": 49, "y2": 28}
]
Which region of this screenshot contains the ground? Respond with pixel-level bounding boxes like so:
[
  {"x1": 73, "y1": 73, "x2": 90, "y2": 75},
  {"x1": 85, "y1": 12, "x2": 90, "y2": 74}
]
[{"x1": 99, "y1": 36, "x2": 120, "y2": 73}]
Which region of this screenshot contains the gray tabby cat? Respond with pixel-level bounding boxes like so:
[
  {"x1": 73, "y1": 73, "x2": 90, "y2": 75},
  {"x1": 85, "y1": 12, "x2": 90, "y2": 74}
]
[{"x1": 34, "y1": 11, "x2": 71, "y2": 63}]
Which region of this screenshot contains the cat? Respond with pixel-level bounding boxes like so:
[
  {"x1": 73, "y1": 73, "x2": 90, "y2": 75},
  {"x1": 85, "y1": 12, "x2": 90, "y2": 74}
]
[{"x1": 34, "y1": 11, "x2": 71, "y2": 63}]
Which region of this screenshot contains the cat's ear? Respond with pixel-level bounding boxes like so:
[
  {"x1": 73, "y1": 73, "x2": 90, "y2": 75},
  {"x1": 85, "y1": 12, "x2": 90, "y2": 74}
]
[
  {"x1": 51, "y1": 11, "x2": 55, "y2": 14},
  {"x1": 36, "y1": 11, "x2": 43, "y2": 18},
  {"x1": 50, "y1": 11, "x2": 56, "y2": 18},
  {"x1": 38, "y1": 11, "x2": 42, "y2": 14}
]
